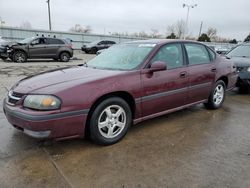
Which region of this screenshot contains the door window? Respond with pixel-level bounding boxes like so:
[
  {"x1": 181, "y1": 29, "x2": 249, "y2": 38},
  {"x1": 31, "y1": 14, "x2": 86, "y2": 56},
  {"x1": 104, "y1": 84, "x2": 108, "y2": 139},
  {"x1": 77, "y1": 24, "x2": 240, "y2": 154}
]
[
  {"x1": 185, "y1": 43, "x2": 211, "y2": 65},
  {"x1": 151, "y1": 43, "x2": 184, "y2": 69},
  {"x1": 31, "y1": 38, "x2": 46, "y2": 45},
  {"x1": 47, "y1": 38, "x2": 64, "y2": 44}
]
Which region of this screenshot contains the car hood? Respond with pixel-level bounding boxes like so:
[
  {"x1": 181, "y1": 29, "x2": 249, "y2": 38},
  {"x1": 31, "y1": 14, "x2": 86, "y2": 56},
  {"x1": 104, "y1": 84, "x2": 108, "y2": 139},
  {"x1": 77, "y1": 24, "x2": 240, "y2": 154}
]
[
  {"x1": 228, "y1": 56, "x2": 250, "y2": 67},
  {"x1": 12, "y1": 66, "x2": 124, "y2": 94},
  {"x1": 0, "y1": 41, "x2": 17, "y2": 47}
]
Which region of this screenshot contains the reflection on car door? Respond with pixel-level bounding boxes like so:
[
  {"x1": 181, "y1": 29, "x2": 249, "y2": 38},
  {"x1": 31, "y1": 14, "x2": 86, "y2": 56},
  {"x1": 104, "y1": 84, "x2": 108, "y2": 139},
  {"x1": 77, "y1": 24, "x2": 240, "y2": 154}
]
[
  {"x1": 29, "y1": 38, "x2": 47, "y2": 58},
  {"x1": 141, "y1": 43, "x2": 188, "y2": 117},
  {"x1": 184, "y1": 43, "x2": 216, "y2": 104}
]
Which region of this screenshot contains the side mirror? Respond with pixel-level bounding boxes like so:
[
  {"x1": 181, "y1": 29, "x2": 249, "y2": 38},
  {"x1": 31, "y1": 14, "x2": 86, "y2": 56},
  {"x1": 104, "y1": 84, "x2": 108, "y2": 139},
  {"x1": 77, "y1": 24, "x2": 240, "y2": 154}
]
[{"x1": 149, "y1": 61, "x2": 167, "y2": 72}]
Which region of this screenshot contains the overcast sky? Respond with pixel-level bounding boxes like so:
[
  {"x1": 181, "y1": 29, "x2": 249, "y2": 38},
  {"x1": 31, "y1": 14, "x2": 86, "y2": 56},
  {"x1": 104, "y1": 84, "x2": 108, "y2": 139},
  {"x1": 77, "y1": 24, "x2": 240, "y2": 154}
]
[{"x1": 0, "y1": 0, "x2": 249, "y2": 40}]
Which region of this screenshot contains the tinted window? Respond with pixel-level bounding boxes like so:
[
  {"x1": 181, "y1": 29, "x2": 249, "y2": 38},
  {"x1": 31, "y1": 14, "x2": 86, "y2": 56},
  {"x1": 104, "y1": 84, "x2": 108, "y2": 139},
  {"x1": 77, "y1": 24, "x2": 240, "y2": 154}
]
[
  {"x1": 151, "y1": 43, "x2": 183, "y2": 69},
  {"x1": 31, "y1": 38, "x2": 46, "y2": 45},
  {"x1": 108, "y1": 41, "x2": 116, "y2": 44},
  {"x1": 47, "y1": 38, "x2": 64, "y2": 44},
  {"x1": 185, "y1": 43, "x2": 210, "y2": 65},
  {"x1": 98, "y1": 41, "x2": 105, "y2": 45}
]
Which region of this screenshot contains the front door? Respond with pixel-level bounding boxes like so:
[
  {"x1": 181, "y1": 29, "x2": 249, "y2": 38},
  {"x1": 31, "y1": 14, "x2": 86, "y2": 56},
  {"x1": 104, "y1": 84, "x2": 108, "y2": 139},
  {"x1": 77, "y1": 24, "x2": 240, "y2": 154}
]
[
  {"x1": 29, "y1": 38, "x2": 47, "y2": 58},
  {"x1": 141, "y1": 43, "x2": 188, "y2": 117}
]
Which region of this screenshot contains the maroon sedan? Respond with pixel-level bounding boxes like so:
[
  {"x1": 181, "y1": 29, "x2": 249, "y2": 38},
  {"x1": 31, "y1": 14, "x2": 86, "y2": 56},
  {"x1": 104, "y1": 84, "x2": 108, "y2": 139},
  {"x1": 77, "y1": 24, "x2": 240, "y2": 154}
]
[{"x1": 3, "y1": 40, "x2": 237, "y2": 145}]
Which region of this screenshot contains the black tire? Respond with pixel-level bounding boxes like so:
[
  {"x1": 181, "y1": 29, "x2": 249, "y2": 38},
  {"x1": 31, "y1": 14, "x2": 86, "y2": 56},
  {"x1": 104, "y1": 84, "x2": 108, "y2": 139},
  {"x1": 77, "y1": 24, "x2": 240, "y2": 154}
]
[
  {"x1": 13, "y1": 51, "x2": 27, "y2": 63},
  {"x1": 89, "y1": 97, "x2": 132, "y2": 145},
  {"x1": 60, "y1": 52, "x2": 70, "y2": 62},
  {"x1": 90, "y1": 47, "x2": 97, "y2": 54},
  {"x1": 204, "y1": 80, "x2": 226, "y2": 109},
  {"x1": 238, "y1": 85, "x2": 249, "y2": 94},
  {"x1": 1, "y1": 57, "x2": 7, "y2": 61}
]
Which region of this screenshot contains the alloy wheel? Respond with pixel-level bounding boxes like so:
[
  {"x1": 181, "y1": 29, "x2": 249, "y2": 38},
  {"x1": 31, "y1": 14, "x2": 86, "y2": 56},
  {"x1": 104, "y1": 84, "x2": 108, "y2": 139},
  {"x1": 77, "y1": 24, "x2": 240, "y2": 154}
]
[
  {"x1": 213, "y1": 84, "x2": 224, "y2": 105},
  {"x1": 98, "y1": 105, "x2": 126, "y2": 139}
]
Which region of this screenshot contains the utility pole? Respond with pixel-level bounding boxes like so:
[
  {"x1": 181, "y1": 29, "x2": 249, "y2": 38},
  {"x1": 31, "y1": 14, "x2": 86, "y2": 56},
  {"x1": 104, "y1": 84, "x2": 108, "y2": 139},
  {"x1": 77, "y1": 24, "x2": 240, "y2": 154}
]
[
  {"x1": 198, "y1": 21, "x2": 203, "y2": 37},
  {"x1": 46, "y1": 0, "x2": 52, "y2": 30},
  {"x1": 183, "y1": 3, "x2": 197, "y2": 39}
]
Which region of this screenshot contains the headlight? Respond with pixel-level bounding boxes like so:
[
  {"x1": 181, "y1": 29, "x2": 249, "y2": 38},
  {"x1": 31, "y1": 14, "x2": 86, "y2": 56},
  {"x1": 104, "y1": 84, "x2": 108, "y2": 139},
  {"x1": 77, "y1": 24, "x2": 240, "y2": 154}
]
[
  {"x1": 247, "y1": 67, "x2": 250, "y2": 72},
  {"x1": 23, "y1": 95, "x2": 61, "y2": 110}
]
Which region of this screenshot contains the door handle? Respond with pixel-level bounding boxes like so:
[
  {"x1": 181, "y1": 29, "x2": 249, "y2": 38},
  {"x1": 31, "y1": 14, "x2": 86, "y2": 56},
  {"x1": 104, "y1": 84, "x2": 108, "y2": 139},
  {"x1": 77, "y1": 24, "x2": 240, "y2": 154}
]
[
  {"x1": 211, "y1": 68, "x2": 217, "y2": 72},
  {"x1": 180, "y1": 71, "x2": 187, "y2": 78}
]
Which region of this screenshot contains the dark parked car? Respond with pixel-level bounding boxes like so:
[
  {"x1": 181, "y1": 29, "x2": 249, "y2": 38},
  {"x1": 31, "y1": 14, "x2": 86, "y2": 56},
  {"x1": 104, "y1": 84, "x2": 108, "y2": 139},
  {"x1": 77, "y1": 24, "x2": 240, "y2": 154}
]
[
  {"x1": 0, "y1": 41, "x2": 13, "y2": 60},
  {"x1": 6, "y1": 37, "x2": 73, "y2": 63},
  {"x1": 226, "y1": 43, "x2": 250, "y2": 93},
  {"x1": 3, "y1": 40, "x2": 237, "y2": 145},
  {"x1": 81, "y1": 40, "x2": 116, "y2": 54}
]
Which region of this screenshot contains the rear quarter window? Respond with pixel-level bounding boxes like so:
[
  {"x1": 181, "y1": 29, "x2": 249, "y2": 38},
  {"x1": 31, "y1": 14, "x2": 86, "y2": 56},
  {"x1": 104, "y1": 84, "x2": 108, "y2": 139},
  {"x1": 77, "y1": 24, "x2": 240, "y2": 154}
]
[{"x1": 207, "y1": 47, "x2": 216, "y2": 61}]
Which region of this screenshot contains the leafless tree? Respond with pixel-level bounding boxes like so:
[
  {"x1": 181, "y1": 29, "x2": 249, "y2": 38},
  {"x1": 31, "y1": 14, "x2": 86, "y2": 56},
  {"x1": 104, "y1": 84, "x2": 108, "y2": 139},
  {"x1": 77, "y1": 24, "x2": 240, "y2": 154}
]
[
  {"x1": 207, "y1": 27, "x2": 217, "y2": 40},
  {"x1": 20, "y1": 21, "x2": 32, "y2": 29},
  {"x1": 175, "y1": 20, "x2": 185, "y2": 39},
  {"x1": 151, "y1": 28, "x2": 159, "y2": 38},
  {"x1": 167, "y1": 25, "x2": 175, "y2": 35},
  {"x1": 166, "y1": 20, "x2": 185, "y2": 39},
  {"x1": 70, "y1": 24, "x2": 92, "y2": 33}
]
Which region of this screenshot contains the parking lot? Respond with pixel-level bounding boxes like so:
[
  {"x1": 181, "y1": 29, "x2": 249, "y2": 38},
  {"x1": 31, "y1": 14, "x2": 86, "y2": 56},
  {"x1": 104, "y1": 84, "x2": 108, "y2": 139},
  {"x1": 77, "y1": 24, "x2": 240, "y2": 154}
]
[{"x1": 0, "y1": 51, "x2": 250, "y2": 188}]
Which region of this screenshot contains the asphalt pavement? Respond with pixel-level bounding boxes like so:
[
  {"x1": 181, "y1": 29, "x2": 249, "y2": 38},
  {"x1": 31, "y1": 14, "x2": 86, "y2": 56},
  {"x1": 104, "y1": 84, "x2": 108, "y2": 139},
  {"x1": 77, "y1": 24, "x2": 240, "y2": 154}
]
[{"x1": 0, "y1": 52, "x2": 250, "y2": 188}]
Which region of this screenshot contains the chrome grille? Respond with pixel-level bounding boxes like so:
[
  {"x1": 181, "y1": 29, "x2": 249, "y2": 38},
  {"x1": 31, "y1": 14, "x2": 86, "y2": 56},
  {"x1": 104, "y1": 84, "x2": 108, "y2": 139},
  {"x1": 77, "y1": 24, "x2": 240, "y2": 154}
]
[{"x1": 7, "y1": 91, "x2": 24, "y2": 105}]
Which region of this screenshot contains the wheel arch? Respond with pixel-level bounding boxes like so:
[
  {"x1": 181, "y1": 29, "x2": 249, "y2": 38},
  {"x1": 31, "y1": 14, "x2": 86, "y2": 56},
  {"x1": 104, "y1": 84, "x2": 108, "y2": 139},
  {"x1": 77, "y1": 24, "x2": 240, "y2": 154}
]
[
  {"x1": 13, "y1": 49, "x2": 28, "y2": 56},
  {"x1": 216, "y1": 76, "x2": 228, "y2": 88},
  {"x1": 58, "y1": 50, "x2": 70, "y2": 58},
  {"x1": 85, "y1": 91, "x2": 136, "y2": 137}
]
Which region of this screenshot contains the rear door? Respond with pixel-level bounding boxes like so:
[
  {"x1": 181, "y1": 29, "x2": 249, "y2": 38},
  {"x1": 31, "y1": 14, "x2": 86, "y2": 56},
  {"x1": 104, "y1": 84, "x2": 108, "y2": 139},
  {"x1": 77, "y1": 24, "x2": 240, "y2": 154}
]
[
  {"x1": 141, "y1": 43, "x2": 189, "y2": 117},
  {"x1": 45, "y1": 38, "x2": 65, "y2": 57},
  {"x1": 184, "y1": 43, "x2": 216, "y2": 104}
]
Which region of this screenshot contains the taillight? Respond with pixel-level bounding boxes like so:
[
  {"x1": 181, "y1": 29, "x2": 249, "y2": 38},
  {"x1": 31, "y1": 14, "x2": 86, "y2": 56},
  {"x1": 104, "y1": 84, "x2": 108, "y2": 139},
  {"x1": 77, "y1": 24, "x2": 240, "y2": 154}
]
[{"x1": 67, "y1": 43, "x2": 73, "y2": 49}]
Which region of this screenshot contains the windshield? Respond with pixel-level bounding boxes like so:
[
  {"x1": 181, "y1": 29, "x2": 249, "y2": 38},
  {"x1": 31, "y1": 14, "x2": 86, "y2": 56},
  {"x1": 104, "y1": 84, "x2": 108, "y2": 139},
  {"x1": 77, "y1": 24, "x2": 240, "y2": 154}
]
[
  {"x1": 19, "y1": 37, "x2": 36, "y2": 44},
  {"x1": 227, "y1": 45, "x2": 250, "y2": 58},
  {"x1": 87, "y1": 43, "x2": 154, "y2": 70}
]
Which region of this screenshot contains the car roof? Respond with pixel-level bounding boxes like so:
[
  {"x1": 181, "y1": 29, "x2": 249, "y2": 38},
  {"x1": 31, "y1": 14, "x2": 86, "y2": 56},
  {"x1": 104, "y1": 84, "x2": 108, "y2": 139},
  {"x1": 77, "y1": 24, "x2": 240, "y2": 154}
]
[{"x1": 125, "y1": 39, "x2": 200, "y2": 45}]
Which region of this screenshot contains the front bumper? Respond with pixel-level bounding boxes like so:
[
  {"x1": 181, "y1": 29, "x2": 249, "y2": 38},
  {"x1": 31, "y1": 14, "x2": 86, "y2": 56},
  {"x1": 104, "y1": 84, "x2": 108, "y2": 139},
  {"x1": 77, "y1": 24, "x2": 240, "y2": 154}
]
[
  {"x1": 3, "y1": 99, "x2": 89, "y2": 139},
  {"x1": 81, "y1": 47, "x2": 91, "y2": 52}
]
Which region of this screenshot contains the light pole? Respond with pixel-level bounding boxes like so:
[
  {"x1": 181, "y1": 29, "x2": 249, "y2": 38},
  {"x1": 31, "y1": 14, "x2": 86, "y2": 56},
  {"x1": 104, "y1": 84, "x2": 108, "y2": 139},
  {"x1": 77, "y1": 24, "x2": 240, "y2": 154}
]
[
  {"x1": 183, "y1": 3, "x2": 197, "y2": 39},
  {"x1": 46, "y1": 0, "x2": 52, "y2": 30}
]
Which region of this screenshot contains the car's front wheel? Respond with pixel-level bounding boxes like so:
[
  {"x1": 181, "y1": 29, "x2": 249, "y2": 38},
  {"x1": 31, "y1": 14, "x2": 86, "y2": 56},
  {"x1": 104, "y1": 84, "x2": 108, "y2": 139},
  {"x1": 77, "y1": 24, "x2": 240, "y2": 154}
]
[
  {"x1": 204, "y1": 80, "x2": 226, "y2": 109},
  {"x1": 89, "y1": 97, "x2": 132, "y2": 145},
  {"x1": 13, "y1": 51, "x2": 27, "y2": 63},
  {"x1": 1, "y1": 57, "x2": 7, "y2": 61}
]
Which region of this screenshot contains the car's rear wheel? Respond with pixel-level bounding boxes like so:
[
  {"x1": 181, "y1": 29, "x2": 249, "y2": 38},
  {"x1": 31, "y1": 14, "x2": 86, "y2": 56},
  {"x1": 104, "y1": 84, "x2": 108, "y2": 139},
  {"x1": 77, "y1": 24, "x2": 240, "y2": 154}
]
[
  {"x1": 13, "y1": 51, "x2": 27, "y2": 63},
  {"x1": 204, "y1": 80, "x2": 226, "y2": 109},
  {"x1": 89, "y1": 97, "x2": 132, "y2": 145},
  {"x1": 60, "y1": 52, "x2": 70, "y2": 62},
  {"x1": 239, "y1": 85, "x2": 249, "y2": 94}
]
